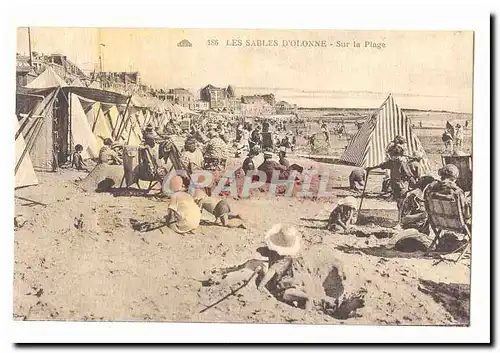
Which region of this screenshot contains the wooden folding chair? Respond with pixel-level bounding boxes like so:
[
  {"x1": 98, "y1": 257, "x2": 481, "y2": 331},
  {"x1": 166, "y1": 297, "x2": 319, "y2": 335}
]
[
  {"x1": 137, "y1": 147, "x2": 162, "y2": 193},
  {"x1": 425, "y1": 192, "x2": 471, "y2": 263}
]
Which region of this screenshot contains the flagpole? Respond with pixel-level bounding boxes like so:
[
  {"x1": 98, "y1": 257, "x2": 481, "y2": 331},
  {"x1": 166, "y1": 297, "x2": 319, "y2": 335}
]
[{"x1": 27, "y1": 27, "x2": 33, "y2": 68}]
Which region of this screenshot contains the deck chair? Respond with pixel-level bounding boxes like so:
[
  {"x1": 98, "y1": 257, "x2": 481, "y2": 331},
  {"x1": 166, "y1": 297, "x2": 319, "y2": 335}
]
[
  {"x1": 441, "y1": 155, "x2": 472, "y2": 192},
  {"x1": 137, "y1": 147, "x2": 162, "y2": 193},
  {"x1": 424, "y1": 192, "x2": 471, "y2": 263},
  {"x1": 261, "y1": 132, "x2": 274, "y2": 151}
]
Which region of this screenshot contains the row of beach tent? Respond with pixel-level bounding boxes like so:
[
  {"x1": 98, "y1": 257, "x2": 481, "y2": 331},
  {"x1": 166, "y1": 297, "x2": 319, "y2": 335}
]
[
  {"x1": 15, "y1": 67, "x2": 197, "y2": 188},
  {"x1": 15, "y1": 68, "x2": 431, "y2": 190}
]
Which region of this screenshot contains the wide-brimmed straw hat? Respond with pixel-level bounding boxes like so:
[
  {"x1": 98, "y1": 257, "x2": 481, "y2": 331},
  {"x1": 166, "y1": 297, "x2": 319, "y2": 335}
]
[
  {"x1": 337, "y1": 196, "x2": 358, "y2": 209},
  {"x1": 265, "y1": 224, "x2": 301, "y2": 256}
]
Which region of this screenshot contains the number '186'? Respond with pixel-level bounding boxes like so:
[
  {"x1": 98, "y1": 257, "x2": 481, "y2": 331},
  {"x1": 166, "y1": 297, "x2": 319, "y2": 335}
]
[{"x1": 207, "y1": 39, "x2": 219, "y2": 46}]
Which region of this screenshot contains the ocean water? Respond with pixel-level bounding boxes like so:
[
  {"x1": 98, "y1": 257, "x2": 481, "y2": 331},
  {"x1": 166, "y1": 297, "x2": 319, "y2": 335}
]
[{"x1": 232, "y1": 87, "x2": 471, "y2": 114}]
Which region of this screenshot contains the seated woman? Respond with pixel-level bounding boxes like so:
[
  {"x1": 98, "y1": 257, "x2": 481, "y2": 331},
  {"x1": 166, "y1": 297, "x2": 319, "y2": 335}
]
[
  {"x1": 424, "y1": 164, "x2": 471, "y2": 227},
  {"x1": 99, "y1": 138, "x2": 122, "y2": 165},
  {"x1": 400, "y1": 189, "x2": 429, "y2": 235},
  {"x1": 181, "y1": 137, "x2": 204, "y2": 174}
]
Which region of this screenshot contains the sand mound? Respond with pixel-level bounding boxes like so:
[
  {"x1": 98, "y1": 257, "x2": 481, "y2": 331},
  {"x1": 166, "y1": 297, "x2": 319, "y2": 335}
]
[
  {"x1": 77, "y1": 164, "x2": 124, "y2": 192},
  {"x1": 418, "y1": 279, "x2": 470, "y2": 325}
]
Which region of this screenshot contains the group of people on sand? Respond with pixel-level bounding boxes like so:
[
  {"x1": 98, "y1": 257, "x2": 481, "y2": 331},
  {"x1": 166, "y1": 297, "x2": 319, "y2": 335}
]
[
  {"x1": 132, "y1": 174, "x2": 246, "y2": 234},
  {"x1": 71, "y1": 137, "x2": 123, "y2": 171},
  {"x1": 345, "y1": 135, "x2": 471, "y2": 236},
  {"x1": 71, "y1": 116, "x2": 471, "y2": 316}
]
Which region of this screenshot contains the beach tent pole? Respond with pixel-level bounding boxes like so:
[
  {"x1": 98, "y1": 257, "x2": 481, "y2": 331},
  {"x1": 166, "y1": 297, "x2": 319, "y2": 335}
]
[
  {"x1": 15, "y1": 115, "x2": 44, "y2": 174},
  {"x1": 68, "y1": 91, "x2": 72, "y2": 155},
  {"x1": 356, "y1": 169, "x2": 370, "y2": 222},
  {"x1": 91, "y1": 103, "x2": 102, "y2": 133},
  {"x1": 114, "y1": 95, "x2": 132, "y2": 140}
]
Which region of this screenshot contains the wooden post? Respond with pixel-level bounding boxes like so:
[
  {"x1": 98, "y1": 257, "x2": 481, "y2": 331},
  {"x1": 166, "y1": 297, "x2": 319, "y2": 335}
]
[{"x1": 356, "y1": 169, "x2": 370, "y2": 223}]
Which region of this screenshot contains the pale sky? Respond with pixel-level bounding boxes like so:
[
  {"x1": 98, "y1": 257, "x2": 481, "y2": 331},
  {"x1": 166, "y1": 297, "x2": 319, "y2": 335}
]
[{"x1": 17, "y1": 28, "x2": 473, "y2": 112}]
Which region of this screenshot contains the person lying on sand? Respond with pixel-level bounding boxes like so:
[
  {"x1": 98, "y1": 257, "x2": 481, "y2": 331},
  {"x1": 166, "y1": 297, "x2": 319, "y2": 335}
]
[
  {"x1": 256, "y1": 224, "x2": 366, "y2": 318},
  {"x1": 199, "y1": 225, "x2": 365, "y2": 318},
  {"x1": 327, "y1": 196, "x2": 358, "y2": 233},
  {"x1": 257, "y1": 224, "x2": 314, "y2": 310},
  {"x1": 192, "y1": 189, "x2": 247, "y2": 229}
]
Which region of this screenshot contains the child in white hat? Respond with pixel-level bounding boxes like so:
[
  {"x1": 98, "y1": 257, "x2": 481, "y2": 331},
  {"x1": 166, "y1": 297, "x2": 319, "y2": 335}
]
[
  {"x1": 257, "y1": 224, "x2": 313, "y2": 310},
  {"x1": 327, "y1": 196, "x2": 358, "y2": 233}
]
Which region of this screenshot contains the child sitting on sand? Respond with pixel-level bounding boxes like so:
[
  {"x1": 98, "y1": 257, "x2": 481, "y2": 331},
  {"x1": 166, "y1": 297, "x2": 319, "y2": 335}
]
[
  {"x1": 192, "y1": 189, "x2": 246, "y2": 229},
  {"x1": 327, "y1": 196, "x2": 358, "y2": 233},
  {"x1": 71, "y1": 144, "x2": 87, "y2": 171},
  {"x1": 257, "y1": 224, "x2": 314, "y2": 310}
]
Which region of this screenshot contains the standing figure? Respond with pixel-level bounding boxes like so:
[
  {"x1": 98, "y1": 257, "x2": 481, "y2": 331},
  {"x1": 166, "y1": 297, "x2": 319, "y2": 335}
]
[
  {"x1": 442, "y1": 130, "x2": 454, "y2": 153},
  {"x1": 249, "y1": 125, "x2": 262, "y2": 151},
  {"x1": 408, "y1": 151, "x2": 424, "y2": 185},
  {"x1": 366, "y1": 145, "x2": 415, "y2": 213},
  {"x1": 321, "y1": 122, "x2": 330, "y2": 146},
  {"x1": 454, "y1": 124, "x2": 464, "y2": 151},
  {"x1": 278, "y1": 147, "x2": 290, "y2": 168}
]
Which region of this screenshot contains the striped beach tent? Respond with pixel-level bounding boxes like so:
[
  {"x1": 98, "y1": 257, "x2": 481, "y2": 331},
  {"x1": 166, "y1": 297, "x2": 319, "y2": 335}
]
[{"x1": 340, "y1": 94, "x2": 430, "y2": 170}]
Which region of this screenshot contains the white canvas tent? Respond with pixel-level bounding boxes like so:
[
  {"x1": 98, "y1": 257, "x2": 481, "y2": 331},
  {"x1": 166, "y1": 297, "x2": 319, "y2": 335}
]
[
  {"x1": 15, "y1": 116, "x2": 38, "y2": 188},
  {"x1": 27, "y1": 66, "x2": 68, "y2": 88},
  {"x1": 70, "y1": 77, "x2": 85, "y2": 87},
  {"x1": 88, "y1": 81, "x2": 101, "y2": 89},
  {"x1": 339, "y1": 94, "x2": 430, "y2": 170},
  {"x1": 88, "y1": 102, "x2": 113, "y2": 148},
  {"x1": 70, "y1": 93, "x2": 99, "y2": 159},
  {"x1": 28, "y1": 68, "x2": 100, "y2": 160}
]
